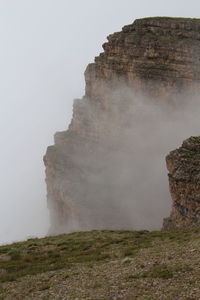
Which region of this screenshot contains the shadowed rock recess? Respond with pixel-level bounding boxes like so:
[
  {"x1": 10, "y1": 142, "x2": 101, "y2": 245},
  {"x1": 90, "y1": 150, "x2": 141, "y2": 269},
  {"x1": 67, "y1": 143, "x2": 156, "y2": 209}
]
[
  {"x1": 44, "y1": 17, "x2": 200, "y2": 234},
  {"x1": 163, "y1": 137, "x2": 200, "y2": 230}
]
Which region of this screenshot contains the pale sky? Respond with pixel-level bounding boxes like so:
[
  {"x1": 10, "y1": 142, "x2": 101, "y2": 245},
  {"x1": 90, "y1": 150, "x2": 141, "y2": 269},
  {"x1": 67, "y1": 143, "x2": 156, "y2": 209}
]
[{"x1": 0, "y1": 0, "x2": 199, "y2": 244}]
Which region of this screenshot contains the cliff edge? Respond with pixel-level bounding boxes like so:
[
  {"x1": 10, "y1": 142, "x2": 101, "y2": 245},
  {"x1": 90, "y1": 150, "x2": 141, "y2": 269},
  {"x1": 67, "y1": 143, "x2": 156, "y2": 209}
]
[
  {"x1": 44, "y1": 17, "x2": 200, "y2": 234},
  {"x1": 163, "y1": 136, "x2": 200, "y2": 230}
]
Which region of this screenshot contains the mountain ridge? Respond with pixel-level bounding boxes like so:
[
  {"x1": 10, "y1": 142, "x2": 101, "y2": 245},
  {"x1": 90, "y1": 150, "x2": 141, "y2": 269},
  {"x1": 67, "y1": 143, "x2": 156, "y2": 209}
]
[{"x1": 44, "y1": 17, "x2": 200, "y2": 234}]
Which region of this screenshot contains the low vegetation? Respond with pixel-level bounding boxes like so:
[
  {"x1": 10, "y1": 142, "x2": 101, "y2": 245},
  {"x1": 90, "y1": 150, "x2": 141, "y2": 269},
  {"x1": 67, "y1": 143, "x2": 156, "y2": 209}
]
[{"x1": 0, "y1": 229, "x2": 199, "y2": 299}]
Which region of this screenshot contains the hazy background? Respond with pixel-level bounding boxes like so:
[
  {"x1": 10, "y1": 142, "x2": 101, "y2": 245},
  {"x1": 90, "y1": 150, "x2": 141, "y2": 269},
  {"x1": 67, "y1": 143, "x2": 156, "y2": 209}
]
[{"x1": 0, "y1": 0, "x2": 200, "y2": 244}]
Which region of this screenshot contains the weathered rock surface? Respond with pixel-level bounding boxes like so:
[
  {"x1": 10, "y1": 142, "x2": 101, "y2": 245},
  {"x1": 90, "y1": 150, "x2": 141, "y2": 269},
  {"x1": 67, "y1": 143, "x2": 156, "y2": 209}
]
[
  {"x1": 163, "y1": 136, "x2": 200, "y2": 230},
  {"x1": 85, "y1": 17, "x2": 200, "y2": 101},
  {"x1": 44, "y1": 17, "x2": 200, "y2": 234}
]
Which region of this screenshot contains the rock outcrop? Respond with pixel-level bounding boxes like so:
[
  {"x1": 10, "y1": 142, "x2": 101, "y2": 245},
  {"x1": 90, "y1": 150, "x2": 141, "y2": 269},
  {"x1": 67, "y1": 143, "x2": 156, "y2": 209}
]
[
  {"x1": 44, "y1": 17, "x2": 200, "y2": 234},
  {"x1": 163, "y1": 136, "x2": 200, "y2": 230},
  {"x1": 85, "y1": 17, "x2": 200, "y2": 101}
]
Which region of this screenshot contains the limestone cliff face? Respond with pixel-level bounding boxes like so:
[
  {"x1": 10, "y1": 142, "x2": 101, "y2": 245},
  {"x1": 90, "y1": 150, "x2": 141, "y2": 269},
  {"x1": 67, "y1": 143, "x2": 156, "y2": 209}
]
[
  {"x1": 44, "y1": 17, "x2": 200, "y2": 234},
  {"x1": 69, "y1": 17, "x2": 200, "y2": 142},
  {"x1": 163, "y1": 137, "x2": 200, "y2": 230},
  {"x1": 85, "y1": 17, "x2": 200, "y2": 100}
]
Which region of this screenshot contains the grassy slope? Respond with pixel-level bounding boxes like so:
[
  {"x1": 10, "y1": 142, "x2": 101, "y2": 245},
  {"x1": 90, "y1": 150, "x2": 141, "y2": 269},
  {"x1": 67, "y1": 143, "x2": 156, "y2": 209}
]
[{"x1": 0, "y1": 229, "x2": 200, "y2": 299}]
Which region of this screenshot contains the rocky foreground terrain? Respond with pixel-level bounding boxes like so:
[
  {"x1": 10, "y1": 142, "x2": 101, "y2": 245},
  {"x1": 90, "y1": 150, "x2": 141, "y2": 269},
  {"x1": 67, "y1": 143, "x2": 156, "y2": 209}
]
[{"x1": 0, "y1": 229, "x2": 200, "y2": 299}]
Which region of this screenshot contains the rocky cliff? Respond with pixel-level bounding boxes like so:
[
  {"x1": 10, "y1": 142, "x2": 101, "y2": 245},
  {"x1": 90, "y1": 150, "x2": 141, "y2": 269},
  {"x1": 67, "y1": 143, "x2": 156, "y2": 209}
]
[
  {"x1": 163, "y1": 136, "x2": 200, "y2": 230},
  {"x1": 44, "y1": 17, "x2": 200, "y2": 234}
]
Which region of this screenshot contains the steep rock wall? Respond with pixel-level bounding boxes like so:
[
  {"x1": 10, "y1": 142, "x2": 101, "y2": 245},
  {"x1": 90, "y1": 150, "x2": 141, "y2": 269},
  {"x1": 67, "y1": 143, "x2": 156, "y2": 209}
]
[
  {"x1": 163, "y1": 136, "x2": 200, "y2": 230},
  {"x1": 44, "y1": 17, "x2": 200, "y2": 234}
]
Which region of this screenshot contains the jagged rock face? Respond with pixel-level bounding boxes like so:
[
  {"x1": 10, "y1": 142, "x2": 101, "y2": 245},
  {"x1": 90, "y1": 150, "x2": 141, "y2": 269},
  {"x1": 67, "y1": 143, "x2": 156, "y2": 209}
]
[
  {"x1": 85, "y1": 17, "x2": 200, "y2": 102},
  {"x1": 71, "y1": 17, "x2": 200, "y2": 141},
  {"x1": 44, "y1": 17, "x2": 200, "y2": 234},
  {"x1": 163, "y1": 137, "x2": 200, "y2": 230}
]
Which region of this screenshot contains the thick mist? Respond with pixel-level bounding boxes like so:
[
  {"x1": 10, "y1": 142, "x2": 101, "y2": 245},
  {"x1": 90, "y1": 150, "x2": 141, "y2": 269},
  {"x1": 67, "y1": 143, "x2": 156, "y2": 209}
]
[
  {"x1": 49, "y1": 85, "x2": 200, "y2": 233},
  {"x1": 98, "y1": 86, "x2": 200, "y2": 230}
]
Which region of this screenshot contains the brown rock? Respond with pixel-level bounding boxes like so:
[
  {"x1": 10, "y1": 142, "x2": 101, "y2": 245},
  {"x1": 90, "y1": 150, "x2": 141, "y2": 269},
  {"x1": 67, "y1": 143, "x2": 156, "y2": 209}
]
[
  {"x1": 44, "y1": 17, "x2": 200, "y2": 234},
  {"x1": 163, "y1": 136, "x2": 200, "y2": 230}
]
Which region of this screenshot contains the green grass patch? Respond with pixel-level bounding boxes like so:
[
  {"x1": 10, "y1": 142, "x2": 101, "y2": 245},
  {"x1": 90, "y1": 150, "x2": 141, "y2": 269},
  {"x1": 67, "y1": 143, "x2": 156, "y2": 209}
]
[
  {"x1": 38, "y1": 284, "x2": 51, "y2": 291},
  {"x1": 128, "y1": 263, "x2": 193, "y2": 280},
  {"x1": 0, "y1": 228, "x2": 199, "y2": 283},
  {"x1": 142, "y1": 264, "x2": 174, "y2": 279},
  {"x1": 7, "y1": 248, "x2": 21, "y2": 260}
]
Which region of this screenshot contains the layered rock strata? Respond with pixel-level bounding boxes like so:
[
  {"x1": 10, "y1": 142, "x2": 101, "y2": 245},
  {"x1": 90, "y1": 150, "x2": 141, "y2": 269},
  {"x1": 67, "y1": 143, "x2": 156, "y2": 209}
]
[
  {"x1": 44, "y1": 17, "x2": 200, "y2": 234},
  {"x1": 163, "y1": 137, "x2": 200, "y2": 230},
  {"x1": 85, "y1": 17, "x2": 200, "y2": 102}
]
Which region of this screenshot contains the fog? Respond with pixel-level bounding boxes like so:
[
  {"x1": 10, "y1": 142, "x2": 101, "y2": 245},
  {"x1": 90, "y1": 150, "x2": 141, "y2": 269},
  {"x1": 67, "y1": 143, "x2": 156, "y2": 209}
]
[
  {"x1": 49, "y1": 86, "x2": 200, "y2": 233},
  {"x1": 99, "y1": 86, "x2": 200, "y2": 230},
  {"x1": 0, "y1": 0, "x2": 200, "y2": 245}
]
